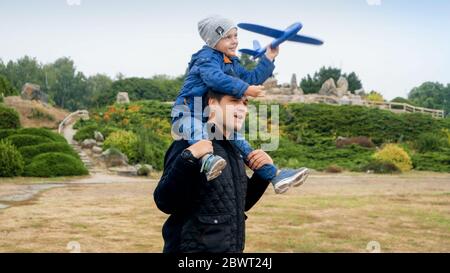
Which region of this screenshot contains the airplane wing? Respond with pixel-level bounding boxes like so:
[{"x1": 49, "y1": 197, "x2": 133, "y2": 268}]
[
  {"x1": 288, "y1": 34, "x2": 324, "y2": 45},
  {"x1": 238, "y1": 23, "x2": 284, "y2": 38}
]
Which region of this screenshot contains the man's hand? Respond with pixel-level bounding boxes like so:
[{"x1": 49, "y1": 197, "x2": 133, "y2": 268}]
[
  {"x1": 265, "y1": 46, "x2": 279, "y2": 61},
  {"x1": 187, "y1": 140, "x2": 213, "y2": 159},
  {"x1": 245, "y1": 85, "x2": 265, "y2": 98},
  {"x1": 247, "y1": 149, "x2": 274, "y2": 170}
]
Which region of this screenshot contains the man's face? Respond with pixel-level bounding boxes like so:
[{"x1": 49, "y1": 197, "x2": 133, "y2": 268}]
[
  {"x1": 215, "y1": 28, "x2": 238, "y2": 57},
  {"x1": 209, "y1": 95, "x2": 248, "y2": 133}
]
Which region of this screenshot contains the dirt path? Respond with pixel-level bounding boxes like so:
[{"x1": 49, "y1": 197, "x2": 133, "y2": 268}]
[{"x1": 0, "y1": 172, "x2": 449, "y2": 252}]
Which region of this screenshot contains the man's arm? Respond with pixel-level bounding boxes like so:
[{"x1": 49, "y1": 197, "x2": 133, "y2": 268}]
[
  {"x1": 153, "y1": 142, "x2": 200, "y2": 215},
  {"x1": 154, "y1": 140, "x2": 213, "y2": 215},
  {"x1": 245, "y1": 174, "x2": 270, "y2": 211}
]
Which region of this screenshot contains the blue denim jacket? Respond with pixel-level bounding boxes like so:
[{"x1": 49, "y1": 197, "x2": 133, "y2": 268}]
[{"x1": 173, "y1": 46, "x2": 275, "y2": 122}]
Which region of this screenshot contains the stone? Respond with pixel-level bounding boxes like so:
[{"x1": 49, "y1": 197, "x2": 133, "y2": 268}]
[
  {"x1": 101, "y1": 148, "x2": 128, "y2": 167},
  {"x1": 290, "y1": 73, "x2": 298, "y2": 90},
  {"x1": 318, "y1": 78, "x2": 338, "y2": 96},
  {"x1": 108, "y1": 166, "x2": 138, "y2": 176},
  {"x1": 81, "y1": 139, "x2": 96, "y2": 149},
  {"x1": 116, "y1": 92, "x2": 130, "y2": 104},
  {"x1": 92, "y1": 146, "x2": 103, "y2": 154},
  {"x1": 21, "y1": 83, "x2": 48, "y2": 103},
  {"x1": 263, "y1": 77, "x2": 278, "y2": 89},
  {"x1": 336, "y1": 76, "x2": 349, "y2": 97},
  {"x1": 94, "y1": 131, "x2": 104, "y2": 142}
]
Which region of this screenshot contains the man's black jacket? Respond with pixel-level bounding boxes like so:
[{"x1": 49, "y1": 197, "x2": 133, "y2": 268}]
[{"x1": 153, "y1": 140, "x2": 270, "y2": 253}]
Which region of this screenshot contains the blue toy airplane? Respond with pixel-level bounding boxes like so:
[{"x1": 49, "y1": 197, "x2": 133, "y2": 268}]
[{"x1": 238, "y1": 22, "x2": 323, "y2": 59}]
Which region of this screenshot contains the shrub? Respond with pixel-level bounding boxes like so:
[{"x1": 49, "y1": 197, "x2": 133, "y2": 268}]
[
  {"x1": 0, "y1": 104, "x2": 20, "y2": 129},
  {"x1": 19, "y1": 142, "x2": 79, "y2": 164},
  {"x1": 24, "y1": 152, "x2": 88, "y2": 177},
  {"x1": 27, "y1": 108, "x2": 55, "y2": 121},
  {"x1": 414, "y1": 132, "x2": 447, "y2": 153},
  {"x1": 137, "y1": 165, "x2": 152, "y2": 176},
  {"x1": 5, "y1": 134, "x2": 53, "y2": 148},
  {"x1": 373, "y1": 144, "x2": 412, "y2": 172},
  {"x1": 325, "y1": 164, "x2": 343, "y2": 173},
  {"x1": 0, "y1": 95, "x2": 3, "y2": 103},
  {"x1": 73, "y1": 124, "x2": 119, "y2": 142},
  {"x1": 0, "y1": 129, "x2": 16, "y2": 140},
  {"x1": 103, "y1": 130, "x2": 138, "y2": 162},
  {"x1": 0, "y1": 140, "x2": 24, "y2": 177},
  {"x1": 361, "y1": 160, "x2": 400, "y2": 174},
  {"x1": 412, "y1": 150, "x2": 450, "y2": 172},
  {"x1": 0, "y1": 75, "x2": 17, "y2": 96},
  {"x1": 17, "y1": 128, "x2": 66, "y2": 143}
]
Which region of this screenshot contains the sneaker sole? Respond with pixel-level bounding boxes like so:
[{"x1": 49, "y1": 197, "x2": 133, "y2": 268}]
[
  {"x1": 274, "y1": 168, "x2": 309, "y2": 194},
  {"x1": 206, "y1": 159, "x2": 227, "y2": 181},
  {"x1": 291, "y1": 168, "x2": 309, "y2": 188}
]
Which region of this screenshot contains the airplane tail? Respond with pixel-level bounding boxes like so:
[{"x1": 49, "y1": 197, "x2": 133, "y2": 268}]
[{"x1": 239, "y1": 40, "x2": 262, "y2": 58}]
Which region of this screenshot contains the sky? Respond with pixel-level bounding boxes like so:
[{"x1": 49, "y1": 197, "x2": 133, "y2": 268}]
[{"x1": 1, "y1": 0, "x2": 449, "y2": 100}]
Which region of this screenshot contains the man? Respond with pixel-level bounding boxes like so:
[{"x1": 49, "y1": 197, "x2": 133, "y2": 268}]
[{"x1": 154, "y1": 91, "x2": 274, "y2": 253}]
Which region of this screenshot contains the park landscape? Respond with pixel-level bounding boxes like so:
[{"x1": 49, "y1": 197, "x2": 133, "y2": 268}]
[{"x1": 0, "y1": 57, "x2": 449, "y2": 252}]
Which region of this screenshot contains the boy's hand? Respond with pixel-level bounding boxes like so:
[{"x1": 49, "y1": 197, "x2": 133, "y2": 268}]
[
  {"x1": 265, "y1": 46, "x2": 279, "y2": 61},
  {"x1": 247, "y1": 149, "x2": 273, "y2": 171},
  {"x1": 187, "y1": 140, "x2": 213, "y2": 159},
  {"x1": 245, "y1": 85, "x2": 265, "y2": 98}
]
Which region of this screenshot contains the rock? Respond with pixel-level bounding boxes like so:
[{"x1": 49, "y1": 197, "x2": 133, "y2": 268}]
[
  {"x1": 318, "y1": 78, "x2": 338, "y2": 96},
  {"x1": 116, "y1": 92, "x2": 130, "y2": 104},
  {"x1": 101, "y1": 148, "x2": 128, "y2": 167},
  {"x1": 81, "y1": 139, "x2": 96, "y2": 149},
  {"x1": 336, "y1": 136, "x2": 375, "y2": 149},
  {"x1": 21, "y1": 83, "x2": 48, "y2": 103},
  {"x1": 92, "y1": 146, "x2": 103, "y2": 154},
  {"x1": 94, "y1": 131, "x2": 104, "y2": 142},
  {"x1": 336, "y1": 76, "x2": 349, "y2": 97},
  {"x1": 290, "y1": 73, "x2": 298, "y2": 91},
  {"x1": 108, "y1": 166, "x2": 137, "y2": 176},
  {"x1": 263, "y1": 77, "x2": 278, "y2": 89}
]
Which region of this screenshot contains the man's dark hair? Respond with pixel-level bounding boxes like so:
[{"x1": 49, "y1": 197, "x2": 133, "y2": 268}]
[{"x1": 206, "y1": 90, "x2": 226, "y2": 103}]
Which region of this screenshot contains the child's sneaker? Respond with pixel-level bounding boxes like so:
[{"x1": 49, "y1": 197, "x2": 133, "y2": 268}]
[
  {"x1": 200, "y1": 154, "x2": 227, "y2": 181},
  {"x1": 271, "y1": 168, "x2": 309, "y2": 194}
]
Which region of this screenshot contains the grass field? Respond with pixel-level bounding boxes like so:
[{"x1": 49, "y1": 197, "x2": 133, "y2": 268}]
[{"x1": 0, "y1": 172, "x2": 449, "y2": 253}]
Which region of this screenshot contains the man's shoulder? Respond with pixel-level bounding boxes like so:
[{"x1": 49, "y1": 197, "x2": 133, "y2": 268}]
[
  {"x1": 167, "y1": 140, "x2": 190, "y2": 154},
  {"x1": 192, "y1": 46, "x2": 222, "y2": 64}
]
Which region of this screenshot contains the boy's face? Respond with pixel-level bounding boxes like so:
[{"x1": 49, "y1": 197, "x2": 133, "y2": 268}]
[{"x1": 214, "y1": 28, "x2": 238, "y2": 57}]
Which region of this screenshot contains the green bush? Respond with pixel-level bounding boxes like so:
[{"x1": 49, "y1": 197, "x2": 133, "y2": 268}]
[
  {"x1": 104, "y1": 130, "x2": 138, "y2": 163},
  {"x1": 5, "y1": 134, "x2": 53, "y2": 148},
  {"x1": 0, "y1": 104, "x2": 20, "y2": 129},
  {"x1": 0, "y1": 129, "x2": 16, "y2": 140},
  {"x1": 412, "y1": 150, "x2": 450, "y2": 172},
  {"x1": 73, "y1": 124, "x2": 119, "y2": 142},
  {"x1": 0, "y1": 95, "x2": 3, "y2": 103},
  {"x1": 19, "y1": 142, "x2": 79, "y2": 164},
  {"x1": 17, "y1": 128, "x2": 66, "y2": 143},
  {"x1": 414, "y1": 132, "x2": 447, "y2": 153},
  {"x1": 0, "y1": 75, "x2": 17, "y2": 97},
  {"x1": 361, "y1": 160, "x2": 400, "y2": 174},
  {"x1": 0, "y1": 140, "x2": 24, "y2": 177},
  {"x1": 24, "y1": 152, "x2": 88, "y2": 177}
]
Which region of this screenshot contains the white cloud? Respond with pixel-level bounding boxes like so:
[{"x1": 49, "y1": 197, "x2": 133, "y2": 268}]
[
  {"x1": 67, "y1": 0, "x2": 82, "y2": 6},
  {"x1": 366, "y1": 0, "x2": 382, "y2": 6}
]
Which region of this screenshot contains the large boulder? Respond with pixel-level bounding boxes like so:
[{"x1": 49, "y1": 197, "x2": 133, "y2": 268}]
[
  {"x1": 336, "y1": 76, "x2": 349, "y2": 97},
  {"x1": 101, "y1": 148, "x2": 128, "y2": 167},
  {"x1": 318, "y1": 78, "x2": 338, "y2": 96},
  {"x1": 21, "y1": 83, "x2": 48, "y2": 103},
  {"x1": 116, "y1": 92, "x2": 130, "y2": 104},
  {"x1": 263, "y1": 77, "x2": 278, "y2": 89}
]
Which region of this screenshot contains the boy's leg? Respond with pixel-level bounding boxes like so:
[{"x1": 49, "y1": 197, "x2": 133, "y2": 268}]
[
  {"x1": 231, "y1": 133, "x2": 309, "y2": 194},
  {"x1": 182, "y1": 115, "x2": 227, "y2": 181}
]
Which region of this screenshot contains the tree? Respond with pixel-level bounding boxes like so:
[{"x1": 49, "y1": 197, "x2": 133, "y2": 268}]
[
  {"x1": 300, "y1": 66, "x2": 363, "y2": 94},
  {"x1": 366, "y1": 91, "x2": 384, "y2": 102},
  {"x1": 86, "y1": 74, "x2": 113, "y2": 109},
  {"x1": 0, "y1": 75, "x2": 18, "y2": 96},
  {"x1": 408, "y1": 82, "x2": 450, "y2": 115},
  {"x1": 239, "y1": 54, "x2": 257, "y2": 70}
]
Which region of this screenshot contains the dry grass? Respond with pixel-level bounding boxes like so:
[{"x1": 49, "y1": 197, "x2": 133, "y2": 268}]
[
  {"x1": 0, "y1": 172, "x2": 449, "y2": 253},
  {"x1": 4, "y1": 96, "x2": 68, "y2": 129}
]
